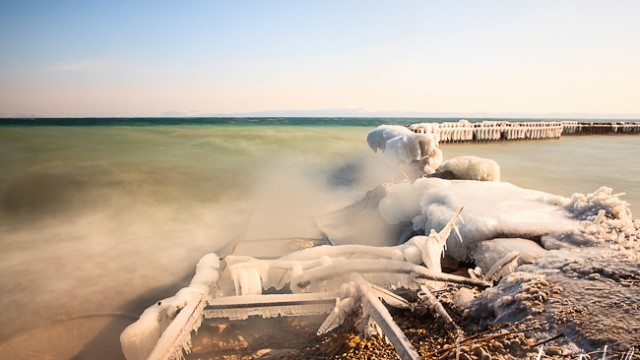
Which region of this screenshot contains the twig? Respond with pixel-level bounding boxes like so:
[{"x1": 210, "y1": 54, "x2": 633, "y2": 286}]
[{"x1": 529, "y1": 333, "x2": 564, "y2": 348}]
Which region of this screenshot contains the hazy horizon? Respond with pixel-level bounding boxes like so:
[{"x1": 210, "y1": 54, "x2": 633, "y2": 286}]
[
  {"x1": 2, "y1": 109, "x2": 640, "y2": 120},
  {"x1": 2, "y1": 1, "x2": 639, "y2": 118}
]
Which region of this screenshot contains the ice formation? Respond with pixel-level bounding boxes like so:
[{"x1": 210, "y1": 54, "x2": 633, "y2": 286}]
[
  {"x1": 473, "y1": 238, "x2": 547, "y2": 274},
  {"x1": 378, "y1": 177, "x2": 577, "y2": 261},
  {"x1": 120, "y1": 254, "x2": 220, "y2": 360},
  {"x1": 367, "y1": 125, "x2": 442, "y2": 169},
  {"x1": 366, "y1": 125, "x2": 415, "y2": 153},
  {"x1": 436, "y1": 155, "x2": 501, "y2": 181},
  {"x1": 120, "y1": 207, "x2": 491, "y2": 360}
]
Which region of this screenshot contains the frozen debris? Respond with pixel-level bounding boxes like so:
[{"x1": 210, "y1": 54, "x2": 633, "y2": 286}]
[
  {"x1": 315, "y1": 274, "x2": 422, "y2": 359},
  {"x1": 121, "y1": 208, "x2": 492, "y2": 360},
  {"x1": 205, "y1": 292, "x2": 339, "y2": 321},
  {"x1": 120, "y1": 254, "x2": 220, "y2": 360}
]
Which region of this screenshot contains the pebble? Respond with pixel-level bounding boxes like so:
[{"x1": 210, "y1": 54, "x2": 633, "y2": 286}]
[
  {"x1": 520, "y1": 300, "x2": 533, "y2": 308},
  {"x1": 492, "y1": 341, "x2": 504, "y2": 351},
  {"x1": 546, "y1": 345, "x2": 564, "y2": 356},
  {"x1": 501, "y1": 295, "x2": 514, "y2": 305},
  {"x1": 587, "y1": 273, "x2": 601, "y2": 280}
]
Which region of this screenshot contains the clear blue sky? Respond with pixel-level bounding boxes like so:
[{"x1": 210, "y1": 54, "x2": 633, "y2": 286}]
[{"x1": 1, "y1": 0, "x2": 639, "y2": 117}]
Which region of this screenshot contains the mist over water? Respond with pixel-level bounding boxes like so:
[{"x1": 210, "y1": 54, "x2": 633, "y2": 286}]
[
  {"x1": 0, "y1": 125, "x2": 386, "y2": 358},
  {"x1": 0, "y1": 123, "x2": 637, "y2": 358}
]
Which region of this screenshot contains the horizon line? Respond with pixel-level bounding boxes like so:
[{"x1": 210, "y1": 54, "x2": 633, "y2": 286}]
[{"x1": 3, "y1": 108, "x2": 640, "y2": 121}]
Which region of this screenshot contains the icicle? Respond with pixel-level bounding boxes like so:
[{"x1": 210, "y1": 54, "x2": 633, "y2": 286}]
[
  {"x1": 317, "y1": 297, "x2": 356, "y2": 335},
  {"x1": 369, "y1": 283, "x2": 412, "y2": 309}
]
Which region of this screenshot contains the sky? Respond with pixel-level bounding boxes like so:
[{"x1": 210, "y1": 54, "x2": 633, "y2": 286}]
[{"x1": 0, "y1": 0, "x2": 639, "y2": 118}]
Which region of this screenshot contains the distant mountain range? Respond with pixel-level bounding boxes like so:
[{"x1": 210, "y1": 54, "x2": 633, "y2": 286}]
[{"x1": 2, "y1": 110, "x2": 639, "y2": 120}]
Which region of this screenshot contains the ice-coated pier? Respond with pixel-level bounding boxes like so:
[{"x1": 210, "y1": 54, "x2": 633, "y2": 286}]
[{"x1": 408, "y1": 120, "x2": 640, "y2": 143}]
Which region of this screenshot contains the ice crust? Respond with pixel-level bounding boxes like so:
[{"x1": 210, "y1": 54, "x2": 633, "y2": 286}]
[
  {"x1": 367, "y1": 125, "x2": 442, "y2": 170},
  {"x1": 379, "y1": 177, "x2": 577, "y2": 261},
  {"x1": 215, "y1": 208, "x2": 463, "y2": 298},
  {"x1": 436, "y1": 155, "x2": 501, "y2": 181},
  {"x1": 120, "y1": 254, "x2": 220, "y2": 360},
  {"x1": 474, "y1": 238, "x2": 547, "y2": 274}
]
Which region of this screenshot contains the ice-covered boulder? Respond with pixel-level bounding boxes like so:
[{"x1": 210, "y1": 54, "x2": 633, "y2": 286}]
[
  {"x1": 379, "y1": 178, "x2": 577, "y2": 261},
  {"x1": 436, "y1": 155, "x2": 500, "y2": 181},
  {"x1": 367, "y1": 125, "x2": 441, "y2": 168},
  {"x1": 366, "y1": 125, "x2": 414, "y2": 153}
]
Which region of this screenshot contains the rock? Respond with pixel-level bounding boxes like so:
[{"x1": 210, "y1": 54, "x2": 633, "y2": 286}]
[
  {"x1": 492, "y1": 341, "x2": 504, "y2": 351},
  {"x1": 436, "y1": 155, "x2": 501, "y2": 181},
  {"x1": 501, "y1": 295, "x2": 514, "y2": 305},
  {"x1": 453, "y1": 287, "x2": 477, "y2": 309},
  {"x1": 458, "y1": 353, "x2": 473, "y2": 360},
  {"x1": 545, "y1": 345, "x2": 564, "y2": 356},
  {"x1": 253, "y1": 348, "x2": 299, "y2": 359}
]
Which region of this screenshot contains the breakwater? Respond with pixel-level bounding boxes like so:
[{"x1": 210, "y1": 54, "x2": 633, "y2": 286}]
[{"x1": 408, "y1": 120, "x2": 640, "y2": 143}]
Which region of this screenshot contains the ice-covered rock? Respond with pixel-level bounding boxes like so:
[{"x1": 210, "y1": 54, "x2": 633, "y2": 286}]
[
  {"x1": 367, "y1": 125, "x2": 442, "y2": 169},
  {"x1": 379, "y1": 178, "x2": 577, "y2": 261},
  {"x1": 436, "y1": 155, "x2": 501, "y2": 182},
  {"x1": 366, "y1": 125, "x2": 414, "y2": 153},
  {"x1": 467, "y1": 245, "x2": 640, "y2": 354}
]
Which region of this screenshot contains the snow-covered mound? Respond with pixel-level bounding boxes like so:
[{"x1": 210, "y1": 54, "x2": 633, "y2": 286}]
[
  {"x1": 436, "y1": 155, "x2": 501, "y2": 181},
  {"x1": 378, "y1": 178, "x2": 577, "y2": 261}
]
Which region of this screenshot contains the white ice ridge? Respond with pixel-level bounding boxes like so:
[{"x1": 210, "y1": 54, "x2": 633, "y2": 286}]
[
  {"x1": 566, "y1": 186, "x2": 633, "y2": 222},
  {"x1": 378, "y1": 178, "x2": 579, "y2": 261},
  {"x1": 120, "y1": 253, "x2": 220, "y2": 360}
]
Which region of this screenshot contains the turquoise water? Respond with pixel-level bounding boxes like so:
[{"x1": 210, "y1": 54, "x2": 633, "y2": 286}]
[{"x1": 0, "y1": 119, "x2": 638, "y2": 358}]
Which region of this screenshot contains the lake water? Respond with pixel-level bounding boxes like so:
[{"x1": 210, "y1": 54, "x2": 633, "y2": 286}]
[{"x1": 0, "y1": 120, "x2": 637, "y2": 359}]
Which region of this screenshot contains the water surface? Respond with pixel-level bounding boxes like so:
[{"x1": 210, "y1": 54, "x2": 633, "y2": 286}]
[{"x1": 0, "y1": 120, "x2": 637, "y2": 358}]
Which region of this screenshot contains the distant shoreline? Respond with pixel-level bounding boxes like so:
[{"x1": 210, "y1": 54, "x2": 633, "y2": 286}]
[{"x1": 1, "y1": 117, "x2": 639, "y2": 127}]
